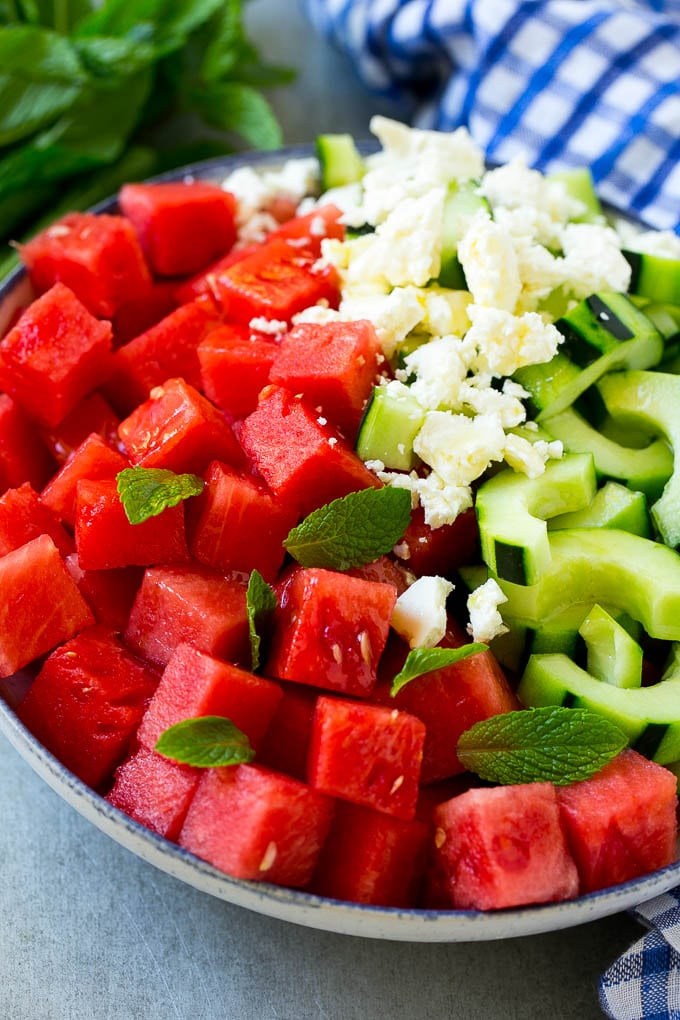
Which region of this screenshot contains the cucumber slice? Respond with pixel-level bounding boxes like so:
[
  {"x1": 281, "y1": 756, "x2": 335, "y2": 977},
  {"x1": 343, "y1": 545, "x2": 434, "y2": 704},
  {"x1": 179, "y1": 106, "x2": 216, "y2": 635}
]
[
  {"x1": 547, "y1": 168, "x2": 603, "y2": 223},
  {"x1": 548, "y1": 480, "x2": 650, "y2": 537},
  {"x1": 578, "y1": 604, "x2": 643, "y2": 689},
  {"x1": 598, "y1": 370, "x2": 680, "y2": 548},
  {"x1": 496, "y1": 528, "x2": 680, "y2": 641},
  {"x1": 625, "y1": 249, "x2": 680, "y2": 305},
  {"x1": 355, "y1": 384, "x2": 425, "y2": 470},
  {"x1": 519, "y1": 650, "x2": 680, "y2": 764},
  {"x1": 557, "y1": 292, "x2": 660, "y2": 365},
  {"x1": 437, "y1": 181, "x2": 489, "y2": 290},
  {"x1": 542, "y1": 405, "x2": 673, "y2": 502},
  {"x1": 476, "y1": 453, "x2": 596, "y2": 585},
  {"x1": 316, "y1": 134, "x2": 365, "y2": 190}
]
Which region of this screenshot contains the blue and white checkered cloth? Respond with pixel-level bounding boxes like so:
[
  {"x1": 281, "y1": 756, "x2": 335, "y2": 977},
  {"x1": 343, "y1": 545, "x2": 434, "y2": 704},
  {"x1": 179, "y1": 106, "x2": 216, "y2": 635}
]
[{"x1": 304, "y1": 0, "x2": 680, "y2": 234}]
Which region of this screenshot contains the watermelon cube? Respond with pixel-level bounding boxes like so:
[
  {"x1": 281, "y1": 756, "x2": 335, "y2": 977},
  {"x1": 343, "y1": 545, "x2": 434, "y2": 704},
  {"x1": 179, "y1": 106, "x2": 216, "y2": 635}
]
[
  {"x1": 189, "y1": 461, "x2": 297, "y2": 581},
  {"x1": 307, "y1": 696, "x2": 426, "y2": 820},
  {"x1": 75, "y1": 478, "x2": 189, "y2": 570},
  {"x1": 113, "y1": 297, "x2": 222, "y2": 409},
  {"x1": 106, "y1": 746, "x2": 200, "y2": 841},
  {"x1": 41, "y1": 432, "x2": 128, "y2": 527},
  {"x1": 0, "y1": 283, "x2": 113, "y2": 427},
  {"x1": 257, "y1": 682, "x2": 318, "y2": 782},
  {"x1": 119, "y1": 181, "x2": 238, "y2": 277},
  {"x1": 0, "y1": 394, "x2": 56, "y2": 493},
  {"x1": 209, "y1": 238, "x2": 339, "y2": 324},
  {"x1": 0, "y1": 483, "x2": 73, "y2": 558},
  {"x1": 17, "y1": 625, "x2": 159, "y2": 788},
  {"x1": 64, "y1": 554, "x2": 143, "y2": 632},
  {"x1": 137, "y1": 643, "x2": 282, "y2": 752},
  {"x1": 311, "y1": 801, "x2": 428, "y2": 907},
  {"x1": 124, "y1": 564, "x2": 250, "y2": 668},
  {"x1": 19, "y1": 212, "x2": 151, "y2": 318},
  {"x1": 174, "y1": 244, "x2": 260, "y2": 306},
  {"x1": 556, "y1": 749, "x2": 678, "y2": 893},
  {"x1": 268, "y1": 319, "x2": 382, "y2": 438},
  {"x1": 178, "y1": 763, "x2": 335, "y2": 887},
  {"x1": 117, "y1": 377, "x2": 244, "y2": 475},
  {"x1": 239, "y1": 385, "x2": 381, "y2": 516},
  {"x1": 433, "y1": 783, "x2": 580, "y2": 910},
  {"x1": 111, "y1": 278, "x2": 179, "y2": 348},
  {"x1": 267, "y1": 567, "x2": 397, "y2": 698},
  {"x1": 395, "y1": 506, "x2": 480, "y2": 578},
  {"x1": 0, "y1": 534, "x2": 94, "y2": 677},
  {"x1": 197, "y1": 323, "x2": 279, "y2": 420},
  {"x1": 267, "y1": 204, "x2": 345, "y2": 257},
  {"x1": 40, "y1": 392, "x2": 121, "y2": 465}
]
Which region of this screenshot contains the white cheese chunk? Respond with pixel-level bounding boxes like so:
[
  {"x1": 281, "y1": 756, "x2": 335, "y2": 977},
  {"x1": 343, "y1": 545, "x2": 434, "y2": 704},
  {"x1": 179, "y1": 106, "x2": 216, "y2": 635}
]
[
  {"x1": 560, "y1": 223, "x2": 632, "y2": 297},
  {"x1": 466, "y1": 304, "x2": 563, "y2": 377},
  {"x1": 391, "y1": 575, "x2": 455, "y2": 649},
  {"x1": 457, "y1": 215, "x2": 522, "y2": 312},
  {"x1": 466, "y1": 579, "x2": 509, "y2": 643},
  {"x1": 414, "y1": 411, "x2": 506, "y2": 487}
]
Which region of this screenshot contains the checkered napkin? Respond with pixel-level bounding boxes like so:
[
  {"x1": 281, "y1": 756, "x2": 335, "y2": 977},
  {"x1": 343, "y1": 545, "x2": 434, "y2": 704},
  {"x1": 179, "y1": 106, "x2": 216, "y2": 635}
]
[
  {"x1": 303, "y1": 0, "x2": 680, "y2": 233},
  {"x1": 600, "y1": 890, "x2": 680, "y2": 1019}
]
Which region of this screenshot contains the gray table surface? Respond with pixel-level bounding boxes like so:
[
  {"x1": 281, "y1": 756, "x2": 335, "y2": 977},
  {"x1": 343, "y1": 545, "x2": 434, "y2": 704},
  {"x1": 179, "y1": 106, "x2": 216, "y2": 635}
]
[{"x1": 0, "y1": 3, "x2": 646, "y2": 1017}]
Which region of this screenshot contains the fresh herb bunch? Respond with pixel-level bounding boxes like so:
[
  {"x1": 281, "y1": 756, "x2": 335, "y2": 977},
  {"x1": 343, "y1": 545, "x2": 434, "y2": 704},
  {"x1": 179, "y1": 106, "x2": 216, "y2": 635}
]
[{"x1": 0, "y1": 0, "x2": 292, "y2": 277}]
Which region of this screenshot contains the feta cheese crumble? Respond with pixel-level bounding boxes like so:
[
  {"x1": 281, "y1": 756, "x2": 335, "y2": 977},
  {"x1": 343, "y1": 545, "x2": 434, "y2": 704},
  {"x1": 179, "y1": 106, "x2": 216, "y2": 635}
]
[
  {"x1": 466, "y1": 579, "x2": 509, "y2": 644},
  {"x1": 391, "y1": 576, "x2": 455, "y2": 649}
]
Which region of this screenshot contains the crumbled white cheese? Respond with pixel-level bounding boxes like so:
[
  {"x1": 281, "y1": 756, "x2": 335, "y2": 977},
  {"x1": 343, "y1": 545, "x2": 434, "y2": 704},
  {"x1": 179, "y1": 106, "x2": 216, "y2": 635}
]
[
  {"x1": 403, "y1": 335, "x2": 472, "y2": 411},
  {"x1": 418, "y1": 286, "x2": 472, "y2": 338},
  {"x1": 391, "y1": 575, "x2": 455, "y2": 649},
  {"x1": 414, "y1": 411, "x2": 507, "y2": 487},
  {"x1": 249, "y1": 317, "x2": 288, "y2": 336},
  {"x1": 466, "y1": 304, "x2": 564, "y2": 377},
  {"x1": 481, "y1": 158, "x2": 585, "y2": 243},
  {"x1": 466, "y1": 579, "x2": 509, "y2": 643},
  {"x1": 338, "y1": 287, "x2": 425, "y2": 358},
  {"x1": 615, "y1": 223, "x2": 680, "y2": 260},
  {"x1": 457, "y1": 214, "x2": 522, "y2": 312},
  {"x1": 503, "y1": 433, "x2": 563, "y2": 478},
  {"x1": 561, "y1": 223, "x2": 632, "y2": 298}
]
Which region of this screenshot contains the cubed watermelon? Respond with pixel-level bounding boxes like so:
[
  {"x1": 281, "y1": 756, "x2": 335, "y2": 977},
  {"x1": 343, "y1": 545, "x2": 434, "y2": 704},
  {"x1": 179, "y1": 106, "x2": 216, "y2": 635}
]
[
  {"x1": 178, "y1": 763, "x2": 335, "y2": 887},
  {"x1": 0, "y1": 483, "x2": 73, "y2": 557},
  {"x1": 0, "y1": 394, "x2": 57, "y2": 493},
  {"x1": 267, "y1": 204, "x2": 345, "y2": 257},
  {"x1": 64, "y1": 554, "x2": 143, "y2": 632},
  {"x1": 106, "y1": 746, "x2": 200, "y2": 841},
  {"x1": 197, "y1": 323, "x2": 279, "y2": 420},
  {"x1": 41, "y1": 432, "x2": 128, "y2": 527},
  {"x1": 40, "y1": 392, "x2": 120, "y2": 464},
  {"x1": 257, "y1": 682, "x2": 318, "y2": 782},
  {"x1": 395, "y1": 507, "x2": 480, "y2": 578},
  {"x1": 556, "y1": 749, "x2": 678, "y2": 893}
]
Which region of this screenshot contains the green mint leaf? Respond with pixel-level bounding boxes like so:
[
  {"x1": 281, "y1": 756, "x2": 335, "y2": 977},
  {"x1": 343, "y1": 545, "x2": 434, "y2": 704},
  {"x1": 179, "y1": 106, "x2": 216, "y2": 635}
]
[
  {"x1": 246, "y1": 569, "x2": 277, "y2": 672},
  {"x1": 284, "y1": 488, "x2": 412, "y2": 572},
  {"x1": 155, "y1": 716, "x2": 254, "y2": 767},
  {"x1": 116, "y1": 466, "x2": 204, "y2": 524},
  {"x1": 192, "y1": 81, "x2": 282, "y2": 150},
  {"x1": 456, "y1": 706, "x2": 628, "y2": 786},
  {"x1": 390, "y1": 643, "x2": 488, "y2": 696}
]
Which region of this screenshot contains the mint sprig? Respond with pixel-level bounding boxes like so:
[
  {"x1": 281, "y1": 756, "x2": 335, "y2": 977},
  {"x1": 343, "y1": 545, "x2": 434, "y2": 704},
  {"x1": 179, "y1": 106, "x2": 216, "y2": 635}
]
[
  {"x1": 116, "y1": 466, "x2": 204, "y2": 524},
  {"x1": 246, "y1": 569, "x2": 277, "y2": 671},
  {"x1": 456, "y1": 706, "x2": 628, "y2": 786},
  {"x1": 390, "y1": 643, "x2": 487, "y2": 696},
  {"x1": 284, "y1": 487, "x2": 412, "y2": 571},
  {"x1": 155, "y1": 716, "x2": 254, "y2": 768}
]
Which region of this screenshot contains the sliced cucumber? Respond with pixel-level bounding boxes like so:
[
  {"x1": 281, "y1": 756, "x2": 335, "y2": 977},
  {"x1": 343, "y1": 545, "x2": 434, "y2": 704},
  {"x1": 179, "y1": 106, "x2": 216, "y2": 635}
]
[
  {"x1": 519, "y1": 650, "x2": 680, "y2": 764},
  {"x1": 476, "y1": 453, "x2": 596, "y2": 586},
  {"x1": 556, "y1": 292, "x2": 661, "y2": 364},
  {"x1": 548, "y1": 480, "x2": 650, "y2": 537},
  {"x1": 316, "y1": 134, "x2": 365, "y2": 190},
  {"x1": 355, "y1": 384, "x2": 425, "y2": 470},
  {"x1": 598, "y1": 370, "x2": 680, "y2": 548},
  {"x1": 578, "y1": 604, "x2": 643, "y2": 689},
  {"x1": 437, "y1": 180, "x2": 489, "y2": 290},
  {"x1": 625, "y1": 249, "x2": 680, "y2": 305}
]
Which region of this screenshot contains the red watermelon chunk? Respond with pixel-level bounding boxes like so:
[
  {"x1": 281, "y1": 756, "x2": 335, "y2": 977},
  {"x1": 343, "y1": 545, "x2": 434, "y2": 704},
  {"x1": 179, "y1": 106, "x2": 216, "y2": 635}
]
[
  {"x1": 111, "y1": 278, "x2": 179, "y2": 348},
  {"x1": 267, "y1": 204, "x2": 345, "y2": 257},
  {"x1": 178, "y1": 763, "x2": 335, "y2": 887},
  {"x1": 197, "y1": 323, "x2": 279, "y2": 420},
  {"x1": 106, "y1": 746, "x2": 200, "y2": 841},
  {"x1": 137, "y1": 643, "x2": 282, "y2": 753},
  {"x1": 209, "y1": 237, "x2": 339, "y2": 324},
  {"x1": 0, "y1": 394, "x2": 57, "y2": 493},
  {"x1": 556, "y1": 749, "x2": 678, "y2": 893},
  {"x1": 17, "y1": 625, "x2": 159, "y2": 789},
  {"x1": 41, "y1": 432, "x2": 128, "y2": 527},
  {"x1": 75, "y1": 478, "x2": 189, "y2": 570},
  {"x1": 124, "y1": 564, "x2": 250, "y2": 668},
  {"x1": 269, "y1": 320, "x2": 382, "y2": 439},
  {"x1": 307, "y1": 696, "x2": 425, "y2": 820},
  {"x1": 40, "y1": 392, "x2": 121, "y2": 465},
  {"x1": 0, "y1": 534, "x2": 94, "y2": 677},
  {"x1": 311, "y1": 801, "x2": 428, "y2": 907},
  {"x1": 0, "y1": 483, "x2": 73, "y2": 557},
  {"x1": 189, "y1": 461, "x2": 297, "y2": 581},
  {"x1": 174, "y1": 244, "x2": 261, "y2": 305},
  {"x1": 113, "y1": 297, "x2": 222, "y2": 409},
  {"x1": 64, "y1": 554, "x2": 143, "y2": 632},
  {"x1": 239, "y1": 385, "x2": 381, "y2": 516},
  {"x1": 433, "y1": 783, "x2": 580, "y2": 910},
  {"x1": 19, "y1": 212, "x2": 151, "y2": 318},
  {"x1": 118, "y1": 376, "x2": 244, "y2": 475},
  {"x1": 0, "y1": 283, "x2": 113, "y2": 427},
  {"x1": 267, "y1": 567, "x2": 397, "y2": 698},
  {"x1": 395, "y1": 506, "x2": 480, "y2": 579},
  {"x1": 257, "y1": 682, "x2": 318, "y2": 782},
  {"x1": 119, "y1": 181, "x2": 238, "y2": 277}
]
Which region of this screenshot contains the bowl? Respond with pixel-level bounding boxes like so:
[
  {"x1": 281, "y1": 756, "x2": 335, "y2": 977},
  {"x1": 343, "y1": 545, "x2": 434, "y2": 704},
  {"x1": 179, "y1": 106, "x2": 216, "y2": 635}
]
[{"x1": 1, "y1": 146, "x2": 678, "y2": 943}]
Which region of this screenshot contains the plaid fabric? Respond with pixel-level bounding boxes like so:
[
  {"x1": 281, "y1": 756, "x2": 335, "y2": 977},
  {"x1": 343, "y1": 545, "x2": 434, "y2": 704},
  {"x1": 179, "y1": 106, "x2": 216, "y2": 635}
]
[
  {"x1": 601, "y1": 890, "x2": 680, "y2": 1019},
  {"x1": 304, "y1": 0, "x2": 680, "y2": 233}
]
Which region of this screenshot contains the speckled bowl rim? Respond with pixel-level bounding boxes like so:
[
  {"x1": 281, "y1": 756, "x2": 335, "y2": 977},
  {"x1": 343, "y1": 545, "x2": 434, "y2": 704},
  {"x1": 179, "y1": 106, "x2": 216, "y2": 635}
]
[{"x1": 1, "y1": 144, "x2": 678, "y2": 943}]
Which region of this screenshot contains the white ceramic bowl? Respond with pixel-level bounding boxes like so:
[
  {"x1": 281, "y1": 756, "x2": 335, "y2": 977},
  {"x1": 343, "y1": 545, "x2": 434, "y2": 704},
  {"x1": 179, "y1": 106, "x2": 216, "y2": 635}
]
[{"x1": 1, "y1": 147, "x2": 678, "y2": 943}]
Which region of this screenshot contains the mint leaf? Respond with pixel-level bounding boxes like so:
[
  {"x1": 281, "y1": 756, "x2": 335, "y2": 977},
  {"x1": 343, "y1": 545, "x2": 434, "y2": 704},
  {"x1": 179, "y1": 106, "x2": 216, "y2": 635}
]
[
  {"x1": 246, "y1": 569, "x2": 277, "y2": 671},
  {"x1": 456, "y1": 706, "x2": 628, "y2": 785},
  {"x1": 284, "y1": 488, "x2": 412, "y2": 572},
  {"x1": 192, "y1": 81, "x2": 282, "y2": 150},
  {"x1": 117, "y1": 466, "x2": 204, "y2": 524},
  {"x1": 390, "y1": 643, "x2": 487, "y2": 696},
  {"x1": 155, "y1": 715, "x2": 254, "y2": 767}
]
